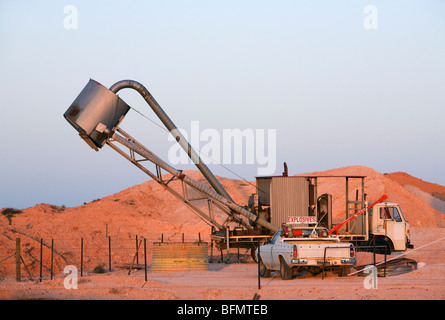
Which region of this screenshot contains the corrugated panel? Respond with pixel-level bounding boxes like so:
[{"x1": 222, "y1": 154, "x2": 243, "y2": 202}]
[
  {"x1": 151, "y1": 242, "x2": 208, "y2": 271},
  {"x1": 270, "y1": 177, "x2": 309, "y2": 228},
  {"x1": 257, "y1": 178, "x2": 271, "y2": 205}
]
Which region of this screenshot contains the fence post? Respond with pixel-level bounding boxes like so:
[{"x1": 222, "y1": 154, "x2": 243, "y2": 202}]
[
  {"x1": 226, "y1": 227, "x2": 230, "y2": 263},
  {"x1": 210, "y1": 227, "x2": 214, "y2": 263},
  {"x1": 257, "y1": 245, "x2": 261, "y2": 290},
  {"x1": 384, "y1": 249, "x2": 387, "y2": 277},
  {"x1": 81, "y1": 238, "x2": 84, "y2": 277},
  {"x1": 15, "y1": 238, "x2": 21, "y2": 282},
  {"x1": 108, "y1": 236, "x2": 112, "y2": 272},
  {"x1": 50, "y1": 239, "x2": 54, "y2": 280},
  {"x1": 136, "y1": 235, "x2": 139, "y2": 265},
  {"x1": 39, "y1": 238, "x2": 43, "y2": 282},
  {"x1": 144, "y1": 238, "x2": 147, "y2": 282}
]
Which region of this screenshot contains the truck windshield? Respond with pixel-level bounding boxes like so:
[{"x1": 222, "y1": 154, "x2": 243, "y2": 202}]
[
  {"x1": 271, "y1": 232, "x2": 280, "y2": 244},
  {"x1": 392, "y1": 207, "x2": 402, "y2": 222},
  {"x1": 380, "y1": 207, "x2": 402, "y2": 222}
]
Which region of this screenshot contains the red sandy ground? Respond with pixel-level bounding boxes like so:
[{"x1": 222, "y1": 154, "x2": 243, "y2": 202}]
[{"x1": 1, "y1": 166, "x2": 444, "y2": 300}]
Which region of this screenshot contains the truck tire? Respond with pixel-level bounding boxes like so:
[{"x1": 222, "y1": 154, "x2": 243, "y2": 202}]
[
  {"x1": 375, "y1": 237, "x2": 392, "y2": 255},
  {"x1": 259, "y1": 259, "x2": 271, "y2": 278},
  {"x1": 280, "y1": 257, "x2": 293, "y2": 280},
  {"x1": 338, "y1": 266, "x2": 350, "y2": 277}
]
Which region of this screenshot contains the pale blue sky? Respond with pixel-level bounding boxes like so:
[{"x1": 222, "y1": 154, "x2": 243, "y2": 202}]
[{"x1": 1, "y1": 1, "x2": 444, "y2": 209}]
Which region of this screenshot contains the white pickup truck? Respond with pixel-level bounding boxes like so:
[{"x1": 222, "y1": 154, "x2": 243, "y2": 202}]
[{"x1": 256, "y1": 226, "x2": 356, "y2": 280}]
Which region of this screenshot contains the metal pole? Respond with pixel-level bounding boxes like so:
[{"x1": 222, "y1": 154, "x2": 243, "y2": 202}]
[
  {"x1": 258, "y1": 245, "x2": 261, "y2": 290},
  {"x1": 136, "y1": 235, "x2": 139, "y2": 265},
  {"x1": 50, "y1": 239, "x2": 54, "y2": 280},
  {"x1": 210, "y1": 227, "x2": 214, "y2": 263},
  {"x1": 128, "y1": 240, "x2": 142, "y2": 275},
  {"x1": 384, "y1": 249, "x2": 387, "y2": 277},
  {"x1": 322, "y1": 247, "x2": 327, "y2": 280},
  {"x1": 108, "y1": 236, "x2": 112, "y2": 272},
  {"x1": 15, "y1": 238, "x2": 21, "y2": 282},
  {"x1": 361, "y1": 177, "x2": 365, "y2": 208},
  {"x1": 81, "y1": 238, "x2": 84, "y2": 277},
  {"x1": 21, "y1": 255, "x2": 33, "y2": 280},
  {"x1": 144, "y1": 238, "x2": 147, "y2": 282},
  {"x1": 226, "y1": 227, "x2": 230, "y2": 263},
  {"x1": 345, "y1": 177, "x2": 349, "y2": 232},
  {"x1": 39, "y1": 238, "x2": 43, "y2": 282}
]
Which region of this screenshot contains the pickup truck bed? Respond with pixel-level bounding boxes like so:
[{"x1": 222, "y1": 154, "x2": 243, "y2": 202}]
[{"x1": 256, "y1": 227, "x2": 356, "y2": 280}]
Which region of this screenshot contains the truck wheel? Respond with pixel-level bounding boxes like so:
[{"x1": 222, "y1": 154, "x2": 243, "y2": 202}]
[
  {"x1": 375, "y1": 238, "x2": 392, "y2": 255},
  {"x1": 369, "y1": 235, "x2": 393, "y2": 255},
  {"x1": 339, "y1": 267, "x2": 350, "y2": 277},
  {"x1": 259, "y1": 259, "x2": 271, "y2": 278},
  {"x1": 280, "y1": 257, "x2": 293, "y2": 280}
]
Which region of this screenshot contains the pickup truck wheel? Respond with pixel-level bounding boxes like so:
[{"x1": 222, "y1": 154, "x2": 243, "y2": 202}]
[
  {"x1": 280, "y1": 257, "x2": 293, "y2": 280},
  {"x1": 339, "y1": 266, "x2": 350, "y2": 277},
  {"x1": 259, "y1": 259, "x2": 271, "y2": 278}
]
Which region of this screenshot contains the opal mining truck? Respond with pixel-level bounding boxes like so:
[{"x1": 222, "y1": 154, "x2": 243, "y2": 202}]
[
  {"x1": 330, "y1": 197, "x2": 414, "y2": 254},
  {"x1": 247, "y1": 173, "x2": 413, "y2": 255},
  {"x1": 63, "y1": 79, "x2": 412, "y2": 265}
]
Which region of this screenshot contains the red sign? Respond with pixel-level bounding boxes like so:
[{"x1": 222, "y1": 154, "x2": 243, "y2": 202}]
[{"x1": 287, "y1": 216, "x2": 317, "y2": 224}]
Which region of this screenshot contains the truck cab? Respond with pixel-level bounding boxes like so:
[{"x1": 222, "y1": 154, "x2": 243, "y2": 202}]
[{"x1": 369, "y1": 202, "x2": 413, "y2": 252}]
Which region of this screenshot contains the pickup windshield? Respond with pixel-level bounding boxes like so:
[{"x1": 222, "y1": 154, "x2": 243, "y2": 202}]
[{"x1": 270, "y1": 232, "x2": 280, "y2": 244}]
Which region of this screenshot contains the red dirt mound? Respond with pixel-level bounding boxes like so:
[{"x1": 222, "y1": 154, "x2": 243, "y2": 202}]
[
  {"x1": 299, "y1": 166, "x2": 445, "y2": 228},
  {"x1": 1, "y1": 166, "x2": 444, "y2": 280},
  {"x1": 385, "y1": 172, "x2": 445, "y2": 202}
]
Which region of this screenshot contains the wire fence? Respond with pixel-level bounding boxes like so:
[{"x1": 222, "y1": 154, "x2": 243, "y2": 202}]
[
  {"x1": 0, "y1": 233, "x2": 223, "y2": 281},
  {"x1": 2, "y1": 233, "x2": 444, "y2": 282}
]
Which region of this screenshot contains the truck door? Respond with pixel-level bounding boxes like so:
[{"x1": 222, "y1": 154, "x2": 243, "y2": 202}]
[
  {"x1": 380, "y1": 206, "x2": 406, "y2": 251},
  {"x1": 271, "y1": 237, "x2": 283, "y2": 268},
  {"x1": 261, "y1": 232, "x2": 279, "y2": 269}
]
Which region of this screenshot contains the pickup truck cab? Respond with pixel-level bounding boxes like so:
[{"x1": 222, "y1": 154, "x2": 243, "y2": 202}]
[{"x1": 256, "y1": 226, "x2": 356, "y2": 280}]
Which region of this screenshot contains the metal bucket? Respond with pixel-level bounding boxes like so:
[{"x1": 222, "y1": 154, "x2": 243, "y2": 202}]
[{"x1": 64, "y1": 79, "x2": 130, "y2": 150}]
